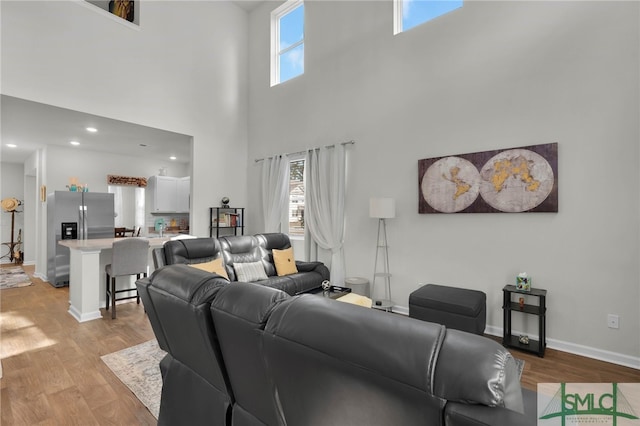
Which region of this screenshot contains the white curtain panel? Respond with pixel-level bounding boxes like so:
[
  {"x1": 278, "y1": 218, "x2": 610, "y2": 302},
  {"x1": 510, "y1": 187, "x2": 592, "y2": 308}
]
[
  {"x1": 261, "y1": 155, "x2": 290, "y2": 232},
  {"x1": 305, "y1": 145, "x2": 347, "y2": 286}
]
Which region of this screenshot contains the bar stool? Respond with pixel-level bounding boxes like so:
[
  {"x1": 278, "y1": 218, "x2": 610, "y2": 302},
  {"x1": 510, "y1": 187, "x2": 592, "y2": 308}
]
[{"x1": 105, "y1": 238, "x2": 150, "y2": 319}]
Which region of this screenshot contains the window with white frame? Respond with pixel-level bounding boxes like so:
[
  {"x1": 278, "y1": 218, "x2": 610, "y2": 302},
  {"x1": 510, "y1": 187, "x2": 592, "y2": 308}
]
[
  {"x1": 271, "y1": 0, "x2": 304, "y2": 86},
  {"x1": 394, "y1": 0, "x2": 462, "y2": 35},
  {"x1": 288, "y1": 158, "x2": 305, "y2": 236}
]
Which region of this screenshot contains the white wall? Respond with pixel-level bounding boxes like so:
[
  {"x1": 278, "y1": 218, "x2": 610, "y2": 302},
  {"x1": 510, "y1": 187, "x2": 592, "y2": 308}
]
[
  {"x1": 247, "y1": 1, "x2": 640, "y2": 365},
  {"x1": 2, "y1": 0, "x2": 249, "y2": 273},
  {"x1": 1, "y1": 0, "x2": 248, "y2": 235},
  {"x1": 44, "y1": 145, "x2": 189, "y2": 195}
]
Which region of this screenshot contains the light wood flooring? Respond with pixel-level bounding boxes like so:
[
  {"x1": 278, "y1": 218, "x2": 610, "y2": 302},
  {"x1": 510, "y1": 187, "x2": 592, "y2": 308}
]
[
  {"x1": 1, "y1": 264, "x2": 156, "y2": 425},
  {"x1": 1, "y1": 264, "x2": 639, "y2": 424}
]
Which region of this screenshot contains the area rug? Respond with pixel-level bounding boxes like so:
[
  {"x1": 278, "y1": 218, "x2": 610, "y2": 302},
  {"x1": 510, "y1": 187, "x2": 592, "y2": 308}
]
[
  {"x1": 0, "y1": 266, "x2": 32, "y2": 289},
  {"x1": 101, "y1": 339, "x2": 166, "y2": 419}
]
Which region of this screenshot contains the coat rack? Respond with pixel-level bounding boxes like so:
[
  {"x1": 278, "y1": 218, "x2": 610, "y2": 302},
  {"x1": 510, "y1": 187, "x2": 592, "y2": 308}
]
[{"x1": 1, "y1": 198, "x2": 23, "y2": 264}]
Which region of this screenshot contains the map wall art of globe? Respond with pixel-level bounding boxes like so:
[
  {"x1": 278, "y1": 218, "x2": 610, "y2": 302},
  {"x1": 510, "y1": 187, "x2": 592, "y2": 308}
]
[
  {"x1": 479, "y1": 149, "x2": 554, "y2": 213},
  {"x1": 421, "y1": 156, "x2": 481, "y2": 213}
]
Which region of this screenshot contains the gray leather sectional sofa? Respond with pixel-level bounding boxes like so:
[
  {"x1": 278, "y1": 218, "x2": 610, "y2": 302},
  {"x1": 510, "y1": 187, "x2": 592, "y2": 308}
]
[
  {"x1": 137, "y1": 264, "x2": 537, "y2": 426},
  {"x1": 153, "y1": 233, "x2": 330, "y2": 295}
]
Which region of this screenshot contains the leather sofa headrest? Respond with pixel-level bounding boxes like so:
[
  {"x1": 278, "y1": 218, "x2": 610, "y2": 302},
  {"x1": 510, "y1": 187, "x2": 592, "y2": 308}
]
[
  {"x1": 434, "y1": 329, "x2": 525, "y2": 413},
  {"x1": 212, "y1": 281, "x2": 289, "y2": 324},
  {"x1": 219, "y1": 235, "x2": 270, "y2": 280},
  {"x1": 164, "y1": 238, "x2": 223, "y2": 266},
  {"x1": 150, "y1": 263, "x2": 227, "y2": 305},
  {"x1": 256, "y1": 233, "x2": 291, "y2": 251}
]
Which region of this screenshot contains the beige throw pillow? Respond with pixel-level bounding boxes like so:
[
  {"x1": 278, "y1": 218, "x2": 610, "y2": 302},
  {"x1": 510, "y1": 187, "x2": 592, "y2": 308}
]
[
  {"x1": 189, "y1": 258, "x2": 230, "y2": 280},
  {"x1": 273, "y1": 247, "x2": 298, "y2": 276}
]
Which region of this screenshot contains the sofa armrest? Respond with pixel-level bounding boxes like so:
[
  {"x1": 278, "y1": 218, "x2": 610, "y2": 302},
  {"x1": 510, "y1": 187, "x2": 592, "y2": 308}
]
[
  {"x1": 434, "y1": 329, "x2": 524, "y2": 413},
  {"x1": 444, "y1": 388, "x2": 537, "y2": 426},
  {"x1": 152, "y1": 248, "x2": 166, "y2": 269},
  {"x1": 136, "y1": 276, "x2": 169, "y2": 351},
  {"x1": 295, "y1": 261, "x2": 330, "y2": 280}
]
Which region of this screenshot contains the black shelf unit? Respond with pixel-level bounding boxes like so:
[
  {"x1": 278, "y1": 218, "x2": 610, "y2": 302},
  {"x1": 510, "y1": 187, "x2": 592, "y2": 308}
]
[
  {"x1": 209, "y1": 207, "x2": 245, "y2": 238},
  {"x1": 502, "y1": 285, "x2": 547, "y2": 357}
]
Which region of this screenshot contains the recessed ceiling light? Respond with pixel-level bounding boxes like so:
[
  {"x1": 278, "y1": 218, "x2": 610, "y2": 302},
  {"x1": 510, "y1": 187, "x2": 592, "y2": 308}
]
[
  {"x1": 6, "y1": 143, "x2": 17, "y2": 148},
  {"x1": 86, "y1": 127, "x2": 97, "y2": 133},
  {"x1": 70, "y1": 141, "x2": 80, "y2": 146},
  {"x1": 169, "y1": 156, "x2": 177, "y2": 160}
]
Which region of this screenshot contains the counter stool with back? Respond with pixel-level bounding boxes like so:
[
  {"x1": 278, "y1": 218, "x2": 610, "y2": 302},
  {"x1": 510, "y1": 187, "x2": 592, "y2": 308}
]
[{"x1": 105, "y1": 238, "x2": 150, "y2": 319}]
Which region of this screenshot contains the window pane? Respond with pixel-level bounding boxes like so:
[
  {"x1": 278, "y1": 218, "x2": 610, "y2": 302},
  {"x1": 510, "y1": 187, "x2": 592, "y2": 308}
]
[
  {"x1": 279, "y1": 43, "x2": 304, "y2": 83},
  {"x1": 289, "y1": 160, "x2": 305, "y2": 236},
  {"x1": 279, "y1": 4, "x2": 304, "y2": 51},
  {"x1": 403, "y1": 0, "x2": 462, "y2": 32}
]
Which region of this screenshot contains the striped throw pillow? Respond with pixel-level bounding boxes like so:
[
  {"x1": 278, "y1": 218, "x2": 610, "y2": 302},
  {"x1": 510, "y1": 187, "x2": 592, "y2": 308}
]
[{"x1": 234, "y1": 261, "x2": 268, "y2": 282}]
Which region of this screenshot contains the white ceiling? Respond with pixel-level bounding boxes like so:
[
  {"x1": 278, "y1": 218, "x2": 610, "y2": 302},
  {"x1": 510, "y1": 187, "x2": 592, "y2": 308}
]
[
  {"x1": 232, "y1": 0, "x2": 268, "y2": 12},
  {"x1": 1, "y1": 95, "x2": 192, "y2": 165}
]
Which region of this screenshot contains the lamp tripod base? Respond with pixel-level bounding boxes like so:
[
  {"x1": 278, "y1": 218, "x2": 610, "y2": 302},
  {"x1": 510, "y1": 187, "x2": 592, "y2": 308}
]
[{"x1": 372, "y1": 299, "x2": 393, "y2": 312}]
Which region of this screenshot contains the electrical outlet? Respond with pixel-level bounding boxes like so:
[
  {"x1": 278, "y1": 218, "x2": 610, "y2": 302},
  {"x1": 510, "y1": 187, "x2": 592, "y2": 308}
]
[{"x1": 607, "y1": 314, "x2": 620, "y2": 329}]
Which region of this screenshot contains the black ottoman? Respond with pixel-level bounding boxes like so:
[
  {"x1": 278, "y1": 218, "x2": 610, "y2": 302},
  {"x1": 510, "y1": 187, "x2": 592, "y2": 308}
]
[{"x1": 409, "y1": 284, "x2": 486, "y2": 335}]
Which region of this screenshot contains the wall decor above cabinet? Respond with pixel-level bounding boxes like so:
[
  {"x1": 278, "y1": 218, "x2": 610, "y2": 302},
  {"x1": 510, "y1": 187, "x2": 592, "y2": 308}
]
[
  {"x1": 107, "y1": 175, "x2": 147, "y2": 187},
  {"x1": 147, "y1": 176, "x2": 190, "y2": 213}
]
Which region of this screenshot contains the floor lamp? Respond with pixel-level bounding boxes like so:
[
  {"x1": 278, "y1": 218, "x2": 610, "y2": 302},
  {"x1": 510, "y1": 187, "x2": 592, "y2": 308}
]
[{"x1": 370, "y1": 198, "x2": 395, "y2": 311}]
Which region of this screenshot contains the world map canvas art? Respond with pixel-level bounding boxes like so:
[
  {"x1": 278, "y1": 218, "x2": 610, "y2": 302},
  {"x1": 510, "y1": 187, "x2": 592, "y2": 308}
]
[{"x1": 418, "y1": 143, "x2": 558, "y2": 214}]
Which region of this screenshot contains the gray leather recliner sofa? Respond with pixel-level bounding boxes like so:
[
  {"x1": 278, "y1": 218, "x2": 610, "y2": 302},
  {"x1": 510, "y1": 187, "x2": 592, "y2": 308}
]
[
  {"x1": 152, "y1": 233, "x2": 330, "y2": 295},
  {"x1": 137, "y1": 264, "x2": 537, "y2": 426}
]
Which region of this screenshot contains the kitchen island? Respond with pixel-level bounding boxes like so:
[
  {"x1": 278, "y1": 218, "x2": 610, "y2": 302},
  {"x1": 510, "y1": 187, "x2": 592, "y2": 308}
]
[{"x1": 58, "y1": 237, "x2": 170, "y2": 322}]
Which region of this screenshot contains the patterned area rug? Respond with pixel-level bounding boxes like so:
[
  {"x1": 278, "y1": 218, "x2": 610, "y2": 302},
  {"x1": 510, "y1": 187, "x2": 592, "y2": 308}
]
[
  {"x1": 101, "y1": 339, "x2": 166, "y2": 419},
  {"x1": 0, "y1": 266, "x2": 32, "y2": 289}
]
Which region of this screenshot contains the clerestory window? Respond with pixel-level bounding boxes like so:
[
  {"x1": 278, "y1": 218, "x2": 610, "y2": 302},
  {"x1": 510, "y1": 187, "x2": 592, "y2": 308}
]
[
  {"x1": 271, "y1": 0, "x2": 305, "y2": 86},
  {"x1": 394, "y1": 0, "x2": 462, "y2": 34}
]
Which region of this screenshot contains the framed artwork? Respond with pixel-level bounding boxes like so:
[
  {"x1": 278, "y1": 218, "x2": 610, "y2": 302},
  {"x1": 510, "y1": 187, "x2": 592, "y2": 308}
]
[
  {"x1": 107, "y1": 175, "x2": 147, "y2": 187},
  {"x1": 418, "y1": 143, "x2": 558, "y2": 213},
  {"x1": 109, "y1": 0, "x2": 134, "y2": 23}
]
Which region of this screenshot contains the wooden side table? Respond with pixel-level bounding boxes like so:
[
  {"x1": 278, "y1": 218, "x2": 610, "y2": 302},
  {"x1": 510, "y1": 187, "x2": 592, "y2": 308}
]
[{"x1": 502, "y1": 285, "x2": 547, "y2": 357}]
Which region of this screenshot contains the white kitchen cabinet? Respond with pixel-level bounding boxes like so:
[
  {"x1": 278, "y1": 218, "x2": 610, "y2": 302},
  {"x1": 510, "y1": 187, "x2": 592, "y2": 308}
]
[
  {"x1": 147, "y1": 176, "x2": 190, "y2": 213},
  {"x1": 176, "y1": 177, "x2": 190, "y2": 213}
]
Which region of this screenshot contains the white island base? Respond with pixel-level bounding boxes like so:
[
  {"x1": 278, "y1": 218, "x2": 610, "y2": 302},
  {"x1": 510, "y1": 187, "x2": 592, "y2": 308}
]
[{"x1": 59, "y1": 237, "x2": 170, "y2": 322}]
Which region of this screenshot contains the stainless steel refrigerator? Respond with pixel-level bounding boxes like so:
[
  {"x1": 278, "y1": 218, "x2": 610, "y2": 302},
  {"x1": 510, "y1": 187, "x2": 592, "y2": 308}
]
[{"x1": 47, "y1": 191, "x2": 115, "y2": 287}]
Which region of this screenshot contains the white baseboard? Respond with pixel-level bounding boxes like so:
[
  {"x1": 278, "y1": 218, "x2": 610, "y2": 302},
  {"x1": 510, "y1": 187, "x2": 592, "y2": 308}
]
[
  {"x1": 392, "y1": 305, "x2": 409, "y2": 316},
  {"x1": 483, "y1": 325, "x2": 640, "y2": 370},
  {"x1": 395, "y1": 306, "x2": 639, "y2": 370},
  {"x1": 33, "y1": 272, "x2": 47, "y2": 281}
]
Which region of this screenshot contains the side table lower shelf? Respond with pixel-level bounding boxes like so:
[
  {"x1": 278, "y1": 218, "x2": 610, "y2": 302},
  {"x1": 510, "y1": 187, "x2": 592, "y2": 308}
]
[{"x1": 503, "y1": 335, "x2": 543, "y2": 356}]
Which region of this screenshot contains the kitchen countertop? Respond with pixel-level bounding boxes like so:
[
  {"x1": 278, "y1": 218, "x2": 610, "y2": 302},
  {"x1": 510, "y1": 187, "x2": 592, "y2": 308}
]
[{"x1": 58, "y1": 236, "x2": 170, "y2": 251}]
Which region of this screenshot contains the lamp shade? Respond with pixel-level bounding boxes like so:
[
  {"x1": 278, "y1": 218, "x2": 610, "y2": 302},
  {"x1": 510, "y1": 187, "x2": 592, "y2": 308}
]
[{"x1": 369, "y1": 198, "x2": 396, "y2": 219}]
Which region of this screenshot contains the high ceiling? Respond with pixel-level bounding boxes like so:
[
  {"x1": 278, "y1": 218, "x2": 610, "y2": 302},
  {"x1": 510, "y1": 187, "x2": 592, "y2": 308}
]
[
  {"x1": 1, "y1": 1, "x2": 271, "y2": 165},
  {"x1": 1, "y1": 95, "x2": 191, "y2": 165},
  {"x1": 232, "y1": 0, "x2": 268, "y2": 12}
]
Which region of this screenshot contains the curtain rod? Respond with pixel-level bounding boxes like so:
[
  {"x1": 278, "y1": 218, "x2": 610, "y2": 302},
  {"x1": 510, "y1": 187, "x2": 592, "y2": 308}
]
[{"x1": 254, "y1": 140, "x2": 355, "y2": 163}]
